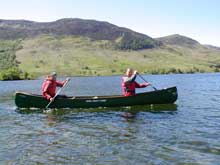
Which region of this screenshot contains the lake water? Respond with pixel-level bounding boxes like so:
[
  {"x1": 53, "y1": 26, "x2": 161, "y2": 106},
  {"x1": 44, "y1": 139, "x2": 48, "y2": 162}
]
[{"x1": 0, "y1": 73, "x2": 220, "y2": 164}]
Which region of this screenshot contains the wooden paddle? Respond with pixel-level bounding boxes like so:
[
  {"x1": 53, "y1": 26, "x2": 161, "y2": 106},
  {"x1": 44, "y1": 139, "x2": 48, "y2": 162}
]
[
  {"x1": 137, "y1": 73, "x2": 157, "y2": 91},
  {"x1": 45, "y1": 78, "x2": 71, "y2": 109}
]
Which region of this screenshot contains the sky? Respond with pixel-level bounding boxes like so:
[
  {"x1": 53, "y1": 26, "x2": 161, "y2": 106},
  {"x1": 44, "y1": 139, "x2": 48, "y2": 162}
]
[{"x1": 0, "y1": 0, "x2": 220, "y2": 46}]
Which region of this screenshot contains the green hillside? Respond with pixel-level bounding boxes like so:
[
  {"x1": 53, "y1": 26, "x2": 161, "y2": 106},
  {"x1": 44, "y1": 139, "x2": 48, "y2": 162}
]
[
  {"x1": 0, "y1": 18, "x2": 220, "y2": 80},
  {"x1": 14, "y1": 35, "x2": 220, "y2": 77}
]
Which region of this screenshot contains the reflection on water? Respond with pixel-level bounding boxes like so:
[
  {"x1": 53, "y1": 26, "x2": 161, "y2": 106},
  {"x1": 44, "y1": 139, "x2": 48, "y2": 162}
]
[
  {"x1": 16, "y1": 104, "x2": 178, "y2": 114},
  {"x1": 1, "y1": 74, "x2": 220, "y2": 164},
  {"x1": 16, "y1": 104, "x2": 178, "y2": 123}
]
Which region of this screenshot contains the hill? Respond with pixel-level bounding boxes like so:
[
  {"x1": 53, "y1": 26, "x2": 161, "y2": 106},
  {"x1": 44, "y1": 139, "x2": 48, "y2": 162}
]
[
  {"x1": 204, "y1": 44, "x2": 220, "y2": 51},
  {"x1": 0, "y1": 18, "x2": 220, "y2": 79},
  {"x1": 0, "y1": 18, "x2": 160, "y2": 50},
  {"x1": 156, "y1": 34, "x2": 200, "y2": 48},
  {"x1": 15, "y1": 35, "x2": 220, "y2": 76}
]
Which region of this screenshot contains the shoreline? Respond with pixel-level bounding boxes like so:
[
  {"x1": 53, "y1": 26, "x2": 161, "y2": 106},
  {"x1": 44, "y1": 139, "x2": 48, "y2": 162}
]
[{"x1": 1, "y1": 71, "x2": 219, "y2": 81}]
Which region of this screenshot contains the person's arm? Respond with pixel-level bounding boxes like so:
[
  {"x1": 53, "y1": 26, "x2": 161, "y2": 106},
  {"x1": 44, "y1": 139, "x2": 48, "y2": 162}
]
[
  {"x1": 56, "y1": 80, "x2": 66, "y2": 87},
  {"x1": 42, "y1": 81, "x2": 52, "y2": 100},
  {"x1": 135, "y1": 82, "x2": 150, "y2": 88},
  {"x1": 43, "y1": 92, "x2": 52, "y2": 101},
  {"x1": 56, "y1": 77, "x2": 70, "y2": 87}
]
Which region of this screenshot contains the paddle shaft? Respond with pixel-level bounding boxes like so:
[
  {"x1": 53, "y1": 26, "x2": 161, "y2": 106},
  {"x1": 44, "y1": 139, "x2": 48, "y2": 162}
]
[
  {"x1": 137, "y1": 74, "x2": 157, "y2": 90},
  {"x1": 45, "y1": 78, "x2": 70, "y2": 109}
]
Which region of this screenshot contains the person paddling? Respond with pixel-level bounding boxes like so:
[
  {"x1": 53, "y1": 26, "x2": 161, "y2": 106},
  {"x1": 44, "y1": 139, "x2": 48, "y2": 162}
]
[
  {"x1": 42, "y1": 72, "x2": 69, "y2": 101},
  {"x1": 122, "y1": 68, "x2": 150, "y2": 96}
]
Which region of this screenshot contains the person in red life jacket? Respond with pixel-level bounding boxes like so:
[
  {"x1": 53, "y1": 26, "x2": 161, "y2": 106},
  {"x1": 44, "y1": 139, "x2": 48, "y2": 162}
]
[
  {"x1": 122, "y1": 68, "x2": 150, "y2": 96},
  {"x1": 42, "y1": 72, "x2": 68, "y2": 101}
]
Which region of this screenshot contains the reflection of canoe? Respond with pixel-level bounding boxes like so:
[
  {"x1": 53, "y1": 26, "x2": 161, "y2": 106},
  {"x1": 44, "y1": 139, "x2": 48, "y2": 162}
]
[
  {"x1": 17, "y1": 104, "x2": 178, "y2": 115},
  {"x1": 15, "y1": 86, "x2": 178, "y2": 109}
]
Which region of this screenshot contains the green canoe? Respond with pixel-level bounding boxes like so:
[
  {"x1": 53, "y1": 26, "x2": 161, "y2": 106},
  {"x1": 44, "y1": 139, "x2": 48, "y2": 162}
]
[{"x1": 15, "y1": 86, "x2": 178, "y2": 109}]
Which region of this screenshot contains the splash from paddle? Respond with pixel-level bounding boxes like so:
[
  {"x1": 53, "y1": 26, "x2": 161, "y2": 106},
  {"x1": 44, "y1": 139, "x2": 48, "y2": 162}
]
[
  {"x1": 45, "y1": 78, "x2": 71, "y2": 109},
  {"x1": 137, "y1": 73, "x2": 157, "y2": 91}
]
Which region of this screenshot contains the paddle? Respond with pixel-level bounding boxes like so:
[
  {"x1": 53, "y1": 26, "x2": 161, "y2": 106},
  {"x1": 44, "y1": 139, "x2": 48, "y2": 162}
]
[
  {"x1": 137, "y1": 73, "x2": 157, "y2": 91},
  {"x1": 45, "y1": 78, "x2": 71, "y2": 109}
]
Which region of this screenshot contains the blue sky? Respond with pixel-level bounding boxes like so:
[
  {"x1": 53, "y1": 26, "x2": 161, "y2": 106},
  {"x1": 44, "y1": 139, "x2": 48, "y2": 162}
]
[{"x1": 1, "y1": 0, "x2": 220, "y2": 46}]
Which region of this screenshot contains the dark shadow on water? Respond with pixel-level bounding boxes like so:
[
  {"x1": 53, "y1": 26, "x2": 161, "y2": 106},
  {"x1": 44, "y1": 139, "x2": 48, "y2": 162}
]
[
  {"x1": 16, "y1": 104, "x2": 178, "y2": 115},
  {"x1": 15, "y1": 108, "x2": 44, "y2": 114}
]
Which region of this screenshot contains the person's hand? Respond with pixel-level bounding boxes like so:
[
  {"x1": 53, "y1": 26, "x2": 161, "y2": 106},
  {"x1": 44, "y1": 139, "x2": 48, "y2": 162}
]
[
  {"x1": 49, "y1": 98, "x2": 53, "y2": 102},
  {"x1": 66, "y1": 77, "x2": 71, "y2": 82},
  {"x1": 145, "y1": 82, "x2": 150, "y2": 86},
  {"x1": 134, "y1": 70, "x2": 138, "y2": 75}
]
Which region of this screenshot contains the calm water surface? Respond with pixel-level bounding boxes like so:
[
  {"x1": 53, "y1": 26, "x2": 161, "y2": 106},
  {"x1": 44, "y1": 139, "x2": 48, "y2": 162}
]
[{"x1": 0, "y1": 73, "x2": 220, "y2": 164}]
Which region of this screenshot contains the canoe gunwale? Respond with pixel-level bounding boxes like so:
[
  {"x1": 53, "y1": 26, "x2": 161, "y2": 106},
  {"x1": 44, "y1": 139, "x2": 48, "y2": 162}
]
[{"x1": 15, "y1": 87, "x2": 175, "y2": 99}]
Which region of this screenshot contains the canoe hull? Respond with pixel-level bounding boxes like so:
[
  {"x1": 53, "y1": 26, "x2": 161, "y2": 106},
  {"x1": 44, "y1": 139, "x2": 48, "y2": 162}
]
[{"x1": 15, "y1": 87, "x2": 178, "y2": 109}]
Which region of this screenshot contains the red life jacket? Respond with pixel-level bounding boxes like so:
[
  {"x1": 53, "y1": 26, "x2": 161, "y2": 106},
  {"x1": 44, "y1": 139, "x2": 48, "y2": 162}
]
[
  {"x1": 122, "y1": 77, "x2": 147, "y2": 96},
  {"x1": 42, "y1": 77, "x2": 65, "y2": 100}
]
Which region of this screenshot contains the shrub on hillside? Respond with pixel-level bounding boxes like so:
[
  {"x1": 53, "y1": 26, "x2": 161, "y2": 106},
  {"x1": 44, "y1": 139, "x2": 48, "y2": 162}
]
[
  {"x1": 115, "y1": 33, "x2": 159, "y2": 50},
  {"x1": 0, "y1": 68, "x2": 22, "y2": 80}
]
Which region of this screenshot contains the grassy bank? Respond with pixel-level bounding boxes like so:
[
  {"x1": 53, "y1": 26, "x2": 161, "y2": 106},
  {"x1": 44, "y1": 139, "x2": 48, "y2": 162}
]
[
  {"x1": 1, "y1": 35, "x2": 220, "y2": 80},
  {"x1": 15, "y1": 35, "x2": 220, "y2": 77}
]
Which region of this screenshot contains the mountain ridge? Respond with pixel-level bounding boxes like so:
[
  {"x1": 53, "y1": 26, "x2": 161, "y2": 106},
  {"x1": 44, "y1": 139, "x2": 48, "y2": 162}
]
[
  {"x1": 0, "y1": 18, "x2": 219, "y2": 49},
  {"x1": 0, "y1": 18, "x2": 160, "y2": 50}
]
